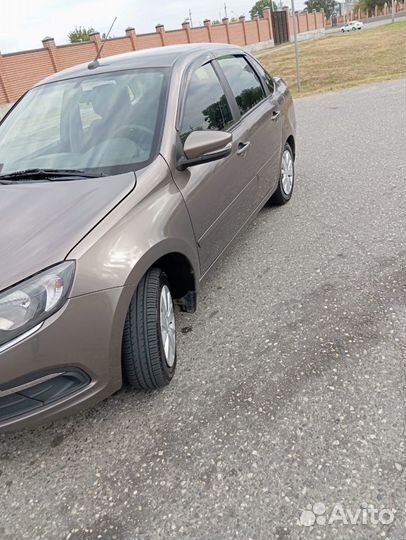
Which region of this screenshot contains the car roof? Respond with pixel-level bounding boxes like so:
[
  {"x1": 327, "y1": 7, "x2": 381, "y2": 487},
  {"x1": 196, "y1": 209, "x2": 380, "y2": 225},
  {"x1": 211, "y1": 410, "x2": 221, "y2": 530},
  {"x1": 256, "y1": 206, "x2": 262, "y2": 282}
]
[{"x1": 36, "y1": 43, "x2": 243, "y2": 86}]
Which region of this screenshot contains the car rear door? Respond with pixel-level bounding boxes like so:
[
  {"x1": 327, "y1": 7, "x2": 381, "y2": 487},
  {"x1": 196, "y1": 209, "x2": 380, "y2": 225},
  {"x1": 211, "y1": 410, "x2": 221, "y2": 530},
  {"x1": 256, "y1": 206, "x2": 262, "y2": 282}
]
[
  {"x1": 216, "y1": 54, "x2": 283, "y2": 202},
  {"x1": 172, "y1": 61, "x2": 261, "y2": 275}
]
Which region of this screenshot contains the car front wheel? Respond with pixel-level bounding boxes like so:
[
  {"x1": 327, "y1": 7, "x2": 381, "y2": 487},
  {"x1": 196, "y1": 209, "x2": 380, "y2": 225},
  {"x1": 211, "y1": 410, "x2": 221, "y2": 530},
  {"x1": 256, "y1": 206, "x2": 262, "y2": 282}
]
[
  {"x1": 122, "y1": 267, "x2": 176, "y2": 390},
  {"x1": 271, "y1": 143, "x2": 295, "y2": 205}
]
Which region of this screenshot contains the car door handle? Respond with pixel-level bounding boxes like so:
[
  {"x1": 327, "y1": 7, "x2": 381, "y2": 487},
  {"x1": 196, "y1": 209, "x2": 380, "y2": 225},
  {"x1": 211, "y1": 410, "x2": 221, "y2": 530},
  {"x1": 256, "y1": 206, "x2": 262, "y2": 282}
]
[
  {"x1": 272, "y1": 110, "x2": 281, "y2": 121},
  {"x1": 236, "y1": 141, "x2": 251, "y2": 156}
]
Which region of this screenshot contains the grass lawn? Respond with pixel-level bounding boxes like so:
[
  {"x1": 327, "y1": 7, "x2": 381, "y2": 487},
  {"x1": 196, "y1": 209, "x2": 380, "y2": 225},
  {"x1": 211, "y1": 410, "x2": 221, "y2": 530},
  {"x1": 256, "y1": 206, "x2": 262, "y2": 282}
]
[{"x1": 256, "y1": 21, "x2": 406, "y2": 97}]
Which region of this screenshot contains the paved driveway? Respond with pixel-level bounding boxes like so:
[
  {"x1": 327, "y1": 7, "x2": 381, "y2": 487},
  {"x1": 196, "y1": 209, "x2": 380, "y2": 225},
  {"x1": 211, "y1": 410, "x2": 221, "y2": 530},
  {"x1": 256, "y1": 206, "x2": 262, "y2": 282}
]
[{"x1": 0, "y1": 80, "x2": 405, "y2": 540}]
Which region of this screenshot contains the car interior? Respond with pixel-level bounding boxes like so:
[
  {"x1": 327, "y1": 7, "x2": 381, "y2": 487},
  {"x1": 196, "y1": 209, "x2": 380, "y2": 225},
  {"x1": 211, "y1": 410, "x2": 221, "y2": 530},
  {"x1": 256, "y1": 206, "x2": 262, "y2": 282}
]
[{"x1": 0, "y1": 70, "x2": 167, "y2": 175}]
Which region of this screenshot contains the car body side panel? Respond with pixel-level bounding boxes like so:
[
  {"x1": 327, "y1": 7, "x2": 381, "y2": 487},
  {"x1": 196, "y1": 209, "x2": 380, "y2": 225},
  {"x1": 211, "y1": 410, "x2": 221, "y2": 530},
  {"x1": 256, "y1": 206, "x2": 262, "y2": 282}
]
[
  {"x1": 238, "y1": 94, "x2": 282, "y2": 202},
  {"x1": 171, "y1": 122, "x2": 260, "y2": 274},
  {"x1": 67, "y1": 155, "x2": 200, "y2": 297},
  {"x1": 163, "y1": 55, "x2": 263, "y2": 274},
  {"x1": 277, "y1": 78, "x2": 296, "y2": 154}
]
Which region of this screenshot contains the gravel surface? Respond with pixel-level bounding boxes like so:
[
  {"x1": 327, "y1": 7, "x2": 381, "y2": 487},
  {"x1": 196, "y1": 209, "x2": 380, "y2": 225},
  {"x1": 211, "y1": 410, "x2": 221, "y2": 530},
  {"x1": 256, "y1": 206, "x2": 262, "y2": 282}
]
[{"x1": 0, "y1": 79, "x2": 405, "y2": 540}]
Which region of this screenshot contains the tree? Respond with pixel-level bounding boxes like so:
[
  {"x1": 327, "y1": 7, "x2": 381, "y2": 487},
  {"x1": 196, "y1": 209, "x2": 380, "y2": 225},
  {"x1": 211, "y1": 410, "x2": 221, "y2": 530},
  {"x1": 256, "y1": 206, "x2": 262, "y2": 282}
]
[
  {"x1": 356, "y1": 0, "x2": 385, "y2": 14},
  {"x1": 304, "y1": 0, "x2": 337, "y2": 18},
  {"x1": 68, "y1": 26, "x2": 95, "y2": 43},
  {"x1": 249, "y1": 0, "x2": 278, "y2": 19}
]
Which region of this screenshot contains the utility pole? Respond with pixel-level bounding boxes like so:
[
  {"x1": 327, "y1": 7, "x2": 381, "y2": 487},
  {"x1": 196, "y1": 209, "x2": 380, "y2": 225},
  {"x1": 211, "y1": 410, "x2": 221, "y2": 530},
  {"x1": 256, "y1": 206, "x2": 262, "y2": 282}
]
[
  {"x1": 224, "y1": 2, "x2": 228, "y2": 18},
  {"x1": 290, "y1": 0, "x2": 302, "y2": 92},
  {"x1": 189, "y1": 8, "x2": 193, "y2": 27}
]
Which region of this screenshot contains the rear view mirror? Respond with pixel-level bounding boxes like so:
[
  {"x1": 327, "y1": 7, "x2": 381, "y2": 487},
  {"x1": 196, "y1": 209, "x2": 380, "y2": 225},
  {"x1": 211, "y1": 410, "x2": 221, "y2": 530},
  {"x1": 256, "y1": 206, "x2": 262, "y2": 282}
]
[{"x1": 177, "y1": 130, "x2": 232, "y2": 170}]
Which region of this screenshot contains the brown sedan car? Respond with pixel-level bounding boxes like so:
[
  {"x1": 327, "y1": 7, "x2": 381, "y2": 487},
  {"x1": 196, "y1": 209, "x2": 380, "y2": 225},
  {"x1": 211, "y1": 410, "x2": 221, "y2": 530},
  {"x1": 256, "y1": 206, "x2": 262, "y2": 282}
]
[{"x1": 0, "y1": 44, "x2": 296, "y2": 430}]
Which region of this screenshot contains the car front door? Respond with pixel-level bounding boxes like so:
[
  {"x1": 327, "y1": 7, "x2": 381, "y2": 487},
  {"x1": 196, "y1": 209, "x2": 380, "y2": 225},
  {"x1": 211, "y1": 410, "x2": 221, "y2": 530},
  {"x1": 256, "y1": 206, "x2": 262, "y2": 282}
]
[{"x1": 172, "y1": 61, "x2": 261, "y2": 275}]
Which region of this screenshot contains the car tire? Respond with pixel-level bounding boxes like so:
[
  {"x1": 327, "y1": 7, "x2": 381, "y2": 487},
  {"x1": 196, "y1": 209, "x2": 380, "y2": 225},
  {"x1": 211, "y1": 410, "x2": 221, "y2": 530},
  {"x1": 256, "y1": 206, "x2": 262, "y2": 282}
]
[
  {"x1": 352, "y1": 27, "x2": 356, "y2": 31},
  {"x1": 341, "y1": 29, "x2": 345, "y2": 32},
  {"x1": 271, "y1": 143, "x2": 295, "y2": 206},
  {"x1": 122, "y1": 267, "x2": 176, "y2": 390}
]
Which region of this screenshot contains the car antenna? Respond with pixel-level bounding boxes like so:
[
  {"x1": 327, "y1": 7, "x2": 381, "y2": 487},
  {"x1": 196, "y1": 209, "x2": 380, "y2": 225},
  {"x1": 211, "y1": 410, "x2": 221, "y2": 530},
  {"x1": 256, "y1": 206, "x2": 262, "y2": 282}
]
[{"x1": 88, "y1": 16, "x2": 117, "y2": 70}]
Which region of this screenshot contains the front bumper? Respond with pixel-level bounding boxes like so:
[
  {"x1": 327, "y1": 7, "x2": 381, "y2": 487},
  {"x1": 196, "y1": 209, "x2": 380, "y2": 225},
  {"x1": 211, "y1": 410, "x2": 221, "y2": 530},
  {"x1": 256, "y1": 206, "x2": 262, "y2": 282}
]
[{"x1": 0, "y1": 286, "x2": 130, "y2": 431}]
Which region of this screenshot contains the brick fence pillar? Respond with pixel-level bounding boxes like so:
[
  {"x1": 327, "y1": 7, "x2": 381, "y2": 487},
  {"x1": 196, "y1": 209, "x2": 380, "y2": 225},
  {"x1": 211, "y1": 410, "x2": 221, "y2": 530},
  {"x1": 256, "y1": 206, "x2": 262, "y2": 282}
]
[
  {"x1": 42, "y1": 37, "x2": 58, "y2": 72},
  {"x1": 239, "y1": 15, "x2": 248, "y2": 45},
  {"x1": 0, "y1": 52, "x2": 11, "y2": 103},
  {"x1": 313, "y1": 9, "x2": 317, "y2": 29},
  {"x1": 155, "y1": 24, "x2": 166, "y2": 46},
  {"x1": 125, "y1": 27, "x2": 137, "y2": 50},
  {"x1": 203, "y1": 19, "x2": 213, "y2": 42},
  {"x1": 89, "y1": 31, "x2": 102, "y2": 56},
  {"x1": 320, "y1": 8, "x2": 325, "y2": 27},
  {"x1": 222, "y1": 17, "x2": 231, "y2": 43},
  {"x1": 255, "y1": 15, "x2": 261, "y2": 42},
  {"x1": 182, "y1": 21, "x2": 192, "y2": 43},
  {"x1": 263, "y1": 7, "x2": 273, "y2": 40}
]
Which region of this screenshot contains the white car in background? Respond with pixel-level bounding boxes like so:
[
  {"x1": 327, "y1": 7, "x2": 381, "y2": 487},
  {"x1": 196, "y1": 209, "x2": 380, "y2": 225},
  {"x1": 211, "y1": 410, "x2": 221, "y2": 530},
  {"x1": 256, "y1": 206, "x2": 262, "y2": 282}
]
[{"x1": 341, "y1": 20, "x2": 364, "y2": 32}]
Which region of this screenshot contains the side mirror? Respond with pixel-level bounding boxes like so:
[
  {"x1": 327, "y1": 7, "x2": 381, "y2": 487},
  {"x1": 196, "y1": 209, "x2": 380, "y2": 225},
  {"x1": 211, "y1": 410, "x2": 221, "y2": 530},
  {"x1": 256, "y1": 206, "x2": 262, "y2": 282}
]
[{"x1": 177, "y1": 130, "x2": 232, "y2": 170}]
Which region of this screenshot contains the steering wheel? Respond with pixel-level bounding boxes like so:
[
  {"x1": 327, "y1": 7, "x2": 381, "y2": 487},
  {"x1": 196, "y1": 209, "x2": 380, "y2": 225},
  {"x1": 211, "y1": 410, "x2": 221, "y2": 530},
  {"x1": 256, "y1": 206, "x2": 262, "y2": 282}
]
[{"x1": 112, "y1": 125, "x2": 154, "y2": 147}]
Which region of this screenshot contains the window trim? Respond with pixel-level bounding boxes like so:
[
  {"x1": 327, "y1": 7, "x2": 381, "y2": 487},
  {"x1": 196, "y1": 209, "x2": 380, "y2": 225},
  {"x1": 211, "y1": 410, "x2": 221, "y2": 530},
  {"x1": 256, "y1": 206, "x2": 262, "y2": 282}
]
[{"x1": 211, "y1": 59, "x2": 241, "y2": 122}]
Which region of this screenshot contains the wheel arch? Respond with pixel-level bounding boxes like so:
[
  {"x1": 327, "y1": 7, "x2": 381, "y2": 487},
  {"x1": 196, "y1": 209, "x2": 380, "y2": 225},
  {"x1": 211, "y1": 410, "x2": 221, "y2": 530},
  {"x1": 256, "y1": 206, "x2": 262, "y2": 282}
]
[
  {"x1": 286, "y1": 134, "x2": 296, "y2": 159},
  {"x1": 122, "y1": 240, "x2": 199, "y2": 314},
  {"x1": 153, "y1": 252, "x2": 197, "y2": 313}
]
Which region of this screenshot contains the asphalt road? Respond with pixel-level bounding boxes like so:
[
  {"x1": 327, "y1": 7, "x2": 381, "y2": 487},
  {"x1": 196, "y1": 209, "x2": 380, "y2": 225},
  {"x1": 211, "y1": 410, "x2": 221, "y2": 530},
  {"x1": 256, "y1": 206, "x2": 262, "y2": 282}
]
[{"x1": 0, "y1": 79, "x2": 405, "y2": 540}]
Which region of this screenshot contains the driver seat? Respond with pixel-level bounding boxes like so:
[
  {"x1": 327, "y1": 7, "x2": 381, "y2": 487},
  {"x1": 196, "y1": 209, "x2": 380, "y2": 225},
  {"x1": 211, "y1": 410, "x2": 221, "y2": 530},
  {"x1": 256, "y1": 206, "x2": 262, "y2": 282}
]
[{"x1": 86, "y1": 83, "x2": 131, "y2": 147}]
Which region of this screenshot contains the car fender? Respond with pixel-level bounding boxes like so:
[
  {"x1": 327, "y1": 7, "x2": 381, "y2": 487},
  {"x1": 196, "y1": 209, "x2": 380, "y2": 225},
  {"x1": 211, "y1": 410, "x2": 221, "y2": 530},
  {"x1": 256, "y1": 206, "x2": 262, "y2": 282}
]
[{"x1": 67, "y1": 156, "x2": 200, "y2": 298}]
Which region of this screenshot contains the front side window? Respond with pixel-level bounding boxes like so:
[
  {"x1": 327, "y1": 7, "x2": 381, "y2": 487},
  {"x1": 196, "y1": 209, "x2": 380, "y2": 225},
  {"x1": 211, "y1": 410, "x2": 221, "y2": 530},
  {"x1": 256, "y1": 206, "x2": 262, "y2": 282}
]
[
  {"x1": 0, "y1": 68, "x2": 170, "y2": 177},
  {"x1": 180, "y1": 63, "x2": 233, "y2": 142},
  {"x1": 218, "y1": 55, "x2": 265, "y2": 116}
]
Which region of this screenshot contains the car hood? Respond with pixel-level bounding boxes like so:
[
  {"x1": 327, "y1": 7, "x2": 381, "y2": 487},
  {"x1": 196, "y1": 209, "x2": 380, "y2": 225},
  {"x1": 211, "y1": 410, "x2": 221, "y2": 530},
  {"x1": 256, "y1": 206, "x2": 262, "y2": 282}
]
[{"x1": 0, "y1": 173, "x2": 136, "y2": 292}]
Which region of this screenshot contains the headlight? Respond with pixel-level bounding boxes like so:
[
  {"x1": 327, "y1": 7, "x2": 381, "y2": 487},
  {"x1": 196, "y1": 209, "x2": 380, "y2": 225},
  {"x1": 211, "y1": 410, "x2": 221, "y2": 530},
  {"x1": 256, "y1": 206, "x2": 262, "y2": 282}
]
[{"x1": 0, "y1": 261, "x2": 75, "y2": 347}]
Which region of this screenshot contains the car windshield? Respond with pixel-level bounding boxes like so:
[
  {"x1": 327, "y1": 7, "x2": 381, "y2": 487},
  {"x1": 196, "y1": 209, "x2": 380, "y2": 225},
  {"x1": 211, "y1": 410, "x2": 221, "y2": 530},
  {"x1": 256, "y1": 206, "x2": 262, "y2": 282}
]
[{"x1": 0, "y1": 68, "x2": 170, "y2": 177}]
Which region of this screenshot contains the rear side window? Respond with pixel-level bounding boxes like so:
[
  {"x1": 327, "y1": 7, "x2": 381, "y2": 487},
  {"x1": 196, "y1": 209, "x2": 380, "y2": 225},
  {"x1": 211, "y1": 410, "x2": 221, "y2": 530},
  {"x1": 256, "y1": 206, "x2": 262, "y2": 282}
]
[
  {"x1": 180, "y1": 63, "x2": 233, "y2": 142},
  {"x1": 218, "y1": 55, "x2": 265, "y2": 116},
  {"x1": 249, "y1": 58, "x2": 275, "y2": 95}
]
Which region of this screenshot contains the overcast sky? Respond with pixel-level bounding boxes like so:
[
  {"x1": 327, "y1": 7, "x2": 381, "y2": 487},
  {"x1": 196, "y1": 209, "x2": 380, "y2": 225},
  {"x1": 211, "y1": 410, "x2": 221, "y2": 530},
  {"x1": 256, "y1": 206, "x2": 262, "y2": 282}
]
[{"x1": 0, "y1": 0, "x2": 306, "y2": 54}]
